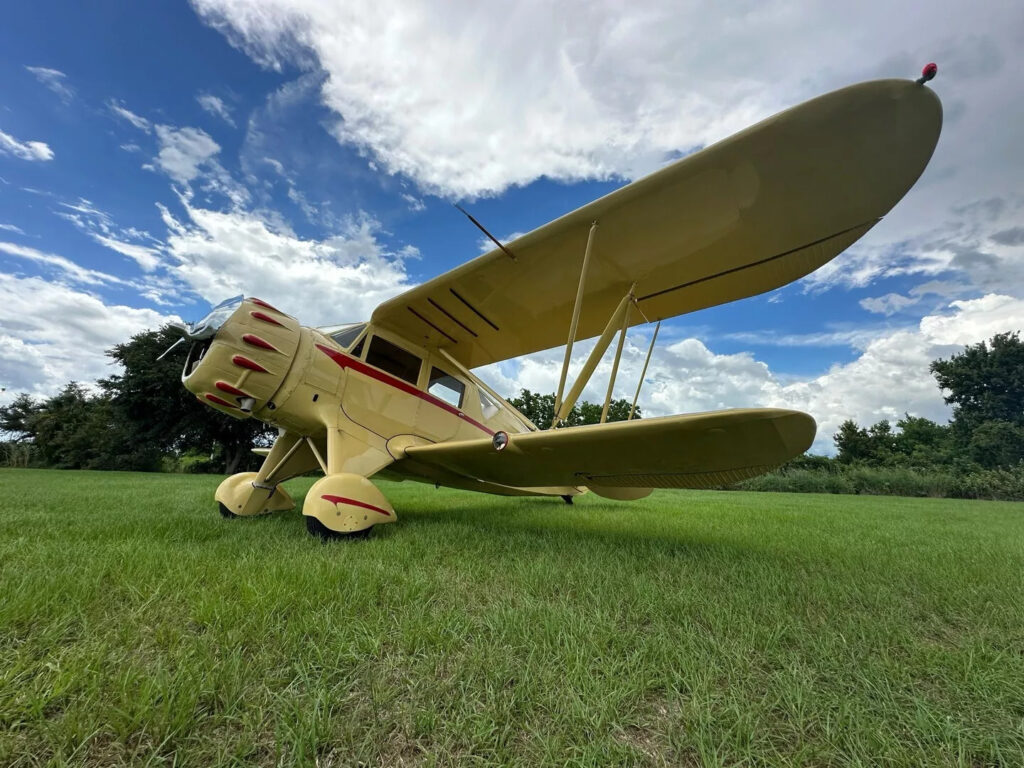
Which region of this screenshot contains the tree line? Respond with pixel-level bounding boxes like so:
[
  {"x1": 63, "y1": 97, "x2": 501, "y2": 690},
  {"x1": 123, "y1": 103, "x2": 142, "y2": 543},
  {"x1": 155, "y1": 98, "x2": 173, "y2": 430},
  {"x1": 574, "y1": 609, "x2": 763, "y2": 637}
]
[
  {"x1": 3, "y1": 327, "x2": 1020, "y2": 486},
  {"x1": 832, "y1": 332, "x2": 1024, "y2": 471}
]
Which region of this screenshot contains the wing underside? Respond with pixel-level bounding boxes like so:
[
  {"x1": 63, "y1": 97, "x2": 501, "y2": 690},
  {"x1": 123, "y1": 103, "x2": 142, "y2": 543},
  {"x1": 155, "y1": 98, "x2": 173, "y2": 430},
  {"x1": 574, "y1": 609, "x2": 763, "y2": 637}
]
[
  {"x1": 372, "y1": 79, "x2": 942, "y2": 369},
  {"x1": 404, "y1": 408, "x2": 816, "y2": 491}
]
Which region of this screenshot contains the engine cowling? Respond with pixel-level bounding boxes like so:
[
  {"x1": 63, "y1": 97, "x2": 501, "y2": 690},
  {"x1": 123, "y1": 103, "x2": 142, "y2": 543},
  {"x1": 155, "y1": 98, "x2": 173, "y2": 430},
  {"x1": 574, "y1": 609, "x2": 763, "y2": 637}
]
[{"x1": 182, "y1": 298, "x2": 301, "y2": 419}]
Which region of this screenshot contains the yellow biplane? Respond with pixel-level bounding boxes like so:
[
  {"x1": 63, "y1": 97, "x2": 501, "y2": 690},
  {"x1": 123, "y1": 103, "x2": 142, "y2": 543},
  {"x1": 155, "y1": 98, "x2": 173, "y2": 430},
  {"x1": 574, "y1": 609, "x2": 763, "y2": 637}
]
[{"x1": 176, "y1": 73, "x2": 942, "y2": 539}]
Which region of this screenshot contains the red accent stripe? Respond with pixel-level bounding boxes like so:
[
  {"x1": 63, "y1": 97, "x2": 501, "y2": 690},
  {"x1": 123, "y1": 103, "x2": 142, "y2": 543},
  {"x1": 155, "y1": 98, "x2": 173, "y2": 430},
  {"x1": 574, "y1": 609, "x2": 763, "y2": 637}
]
[
  {"x1": 315, "y1": 343, "x2": 495, "y2": 436},
  {"x1": 216, "y1": 381, "x2": 250, "y2": 397},
  {"x1": 250, "y1": 298, "x2": 281, "y2": 313},
  {"x1": 232, "y1": 355, "x2": 268, "y2": 373},
  {"x1": 250, "y1": 310, "x2": 284, "y2": 327},
  {"x1": 205, "y1": 394, "x2": 237, "y2": 409},
  {"x1": 243, "y1": 334, "x2": 279, "y2": 352},
  {"x1": 321, "y1": 494, "x2": 391, "y2": 516}
]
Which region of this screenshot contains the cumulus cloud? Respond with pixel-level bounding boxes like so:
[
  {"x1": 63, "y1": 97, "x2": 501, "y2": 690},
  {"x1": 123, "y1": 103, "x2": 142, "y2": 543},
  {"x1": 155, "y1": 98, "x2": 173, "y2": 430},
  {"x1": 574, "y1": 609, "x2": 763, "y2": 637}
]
[
  {"x1": 197, "y1": 93, "x2": 236, "y2": 126},
  {"x1": 191, "y1": 1, "x2": 1023, "y2": 204},
  {"x1": 159, "y1": 198, "x2": 415, "y2": 324},
  {"x1": 25, "y1": 66, "x2": 74, "y2": 102},
  {"x1": 0, "y1": 275, "x2": 177, "y2": 399},
  {"x1": 189, "y1": 0, "x2": 1024, "y2": 328},
  {"x1": 0, "y1": 128, "x2": 54, "y2": 161}
]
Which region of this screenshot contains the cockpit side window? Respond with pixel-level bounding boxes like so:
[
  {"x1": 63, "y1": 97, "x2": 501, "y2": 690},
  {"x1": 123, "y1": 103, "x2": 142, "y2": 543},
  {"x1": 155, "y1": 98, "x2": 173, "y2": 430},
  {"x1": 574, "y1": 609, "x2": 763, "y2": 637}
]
[
  {"x1": 350, "y1": 335, "x2": 366, "y2": 359},
  {"x1": 330, "y1": 323, "x2": 366, "y2": 350},
  {"x1": 365, "y1": 335, "x2": 422, "y2": 385},
  {"x1": 478, "y1": 389, "x2": 501, "y2": 420},
  {"x1": 428, "y1": 367, "x2": 465, "y2": 408}
]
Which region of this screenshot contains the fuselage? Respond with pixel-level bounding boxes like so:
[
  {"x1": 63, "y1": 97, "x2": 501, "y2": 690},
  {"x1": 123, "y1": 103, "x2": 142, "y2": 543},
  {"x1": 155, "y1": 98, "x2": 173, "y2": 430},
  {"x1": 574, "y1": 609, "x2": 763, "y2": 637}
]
[{"x1": 181, "y1": 296, "x2": 574, "y2": 497}]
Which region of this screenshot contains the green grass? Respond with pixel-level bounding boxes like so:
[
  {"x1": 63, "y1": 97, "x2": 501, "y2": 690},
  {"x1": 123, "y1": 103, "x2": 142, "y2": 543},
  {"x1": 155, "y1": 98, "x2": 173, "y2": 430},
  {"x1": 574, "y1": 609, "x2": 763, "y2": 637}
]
[{"x1": 1, "y1": 469, "x2": 1023, "y2": 767}]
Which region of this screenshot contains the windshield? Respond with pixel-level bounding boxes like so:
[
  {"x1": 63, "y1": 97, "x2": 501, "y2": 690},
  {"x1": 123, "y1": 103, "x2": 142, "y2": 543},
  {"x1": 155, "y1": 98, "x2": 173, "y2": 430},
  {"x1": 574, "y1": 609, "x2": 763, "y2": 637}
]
[
  {"x1": 180, "y1": 295, "x2": 244, "y2": 340},
  {"x1": 321, "y1": 322, "x2": 367, "y2": 350}
]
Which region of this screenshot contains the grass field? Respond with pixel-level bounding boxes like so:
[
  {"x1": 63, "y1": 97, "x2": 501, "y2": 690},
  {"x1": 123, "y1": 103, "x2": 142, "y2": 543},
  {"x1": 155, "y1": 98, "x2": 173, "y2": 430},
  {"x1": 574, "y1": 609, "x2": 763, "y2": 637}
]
[{"x1": 1, "y1": 469, "x2": 1023, "y2": 767}]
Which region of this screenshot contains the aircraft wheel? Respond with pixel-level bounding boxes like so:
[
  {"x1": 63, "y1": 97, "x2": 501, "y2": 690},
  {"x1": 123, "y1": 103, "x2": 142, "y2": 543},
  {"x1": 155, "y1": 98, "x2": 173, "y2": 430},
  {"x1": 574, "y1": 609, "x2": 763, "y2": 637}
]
[
  {"x1": 306, "y1": 515, "x2": 373, "y2": 541},
  {"x1": 215, "y1": 471, "x2": 295, "y2": 517},
  {"x1": 302, "y1": 473, "x2": 396, "y2": 537},
  {"x1": 219, "y1": 502, "x2": 238, "y2": 519}
]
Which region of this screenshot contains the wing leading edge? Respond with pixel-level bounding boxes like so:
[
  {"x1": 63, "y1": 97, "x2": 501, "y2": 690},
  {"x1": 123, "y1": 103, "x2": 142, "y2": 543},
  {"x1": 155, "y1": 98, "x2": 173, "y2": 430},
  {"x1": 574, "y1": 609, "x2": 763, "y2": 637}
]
[
  {"x1": 372, "y1": 79, "x2": 941, "y2": 369},
  {"x1": 404, "y1": 408, "x2": 815, "y2": 491}
]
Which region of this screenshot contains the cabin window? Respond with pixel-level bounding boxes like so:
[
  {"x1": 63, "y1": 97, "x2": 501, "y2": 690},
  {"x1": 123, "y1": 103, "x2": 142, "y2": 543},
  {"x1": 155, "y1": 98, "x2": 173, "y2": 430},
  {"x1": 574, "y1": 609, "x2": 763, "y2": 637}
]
[
  {"x1": 365, "y1": 335, "x2": 422, "y2": 384},
  {"x1": 331, "y1": 323, "x2": 366, "y2": 350},
  {"x1": 428, "y1": 368, "x2": 465, "y2": 408},
  {"x1": 479, "y1": 389, "x2": 500, "y2": 420},
  {"x1": 349, "y1": 336, "x2": 365, "y2": 358}
]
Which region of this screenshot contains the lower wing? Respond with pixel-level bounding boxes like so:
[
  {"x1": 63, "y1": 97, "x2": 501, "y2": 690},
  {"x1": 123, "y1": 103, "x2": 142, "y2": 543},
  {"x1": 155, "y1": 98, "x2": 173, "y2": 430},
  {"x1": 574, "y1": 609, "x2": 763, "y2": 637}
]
[{"x1": 405, "y1": 408, "x2": 815, "y2": 491}]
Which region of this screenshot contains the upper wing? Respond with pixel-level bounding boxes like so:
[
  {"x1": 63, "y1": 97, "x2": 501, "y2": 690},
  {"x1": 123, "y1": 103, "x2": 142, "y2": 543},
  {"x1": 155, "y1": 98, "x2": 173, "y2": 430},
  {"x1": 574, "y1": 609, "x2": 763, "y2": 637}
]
[
  {"x1": 372, "y1": 79, "x2": 941, "y2": 369},
  {"x1": 404, "y1": 408, "x2": 815, "y2": 490}
]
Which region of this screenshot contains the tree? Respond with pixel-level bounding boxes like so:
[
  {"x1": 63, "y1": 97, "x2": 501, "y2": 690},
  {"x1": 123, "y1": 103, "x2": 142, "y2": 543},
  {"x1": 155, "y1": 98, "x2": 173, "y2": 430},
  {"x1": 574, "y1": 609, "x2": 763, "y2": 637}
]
[
  {"x1": 834, "y1": 419, "x2": 873, "y2": 464},
  {"x1": 100, "y1": 327, "x2": 272, "y2": 473},
  {"x1": 931, "y1": 332, "x2": 1024, "y2": 468},
  {"x1": 931, "y1": 331, "x2": 1024, "y2": 430},
  {"x1": 0, "y1": 393, "x2": 42, "y2": 442},
  {"x1": 27, "y1": 383, "x2": 122, "y2": 469},
  {"x1": 893, "y1": 414, "x2": 953, "y2": 466},
  {"x1": 507, "y1": 389, "x2": 639, "y2": 429}
]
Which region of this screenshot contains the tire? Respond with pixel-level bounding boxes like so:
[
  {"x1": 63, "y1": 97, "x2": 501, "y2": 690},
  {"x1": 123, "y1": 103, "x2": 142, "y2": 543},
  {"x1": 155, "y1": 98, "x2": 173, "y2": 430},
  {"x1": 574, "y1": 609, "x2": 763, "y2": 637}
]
[
  {"x1": 219, "y1": 502, "x2": 239, "y2": 519},
  {"x1": 305, "y1": 515, "x2": 373, "y2": 541}
]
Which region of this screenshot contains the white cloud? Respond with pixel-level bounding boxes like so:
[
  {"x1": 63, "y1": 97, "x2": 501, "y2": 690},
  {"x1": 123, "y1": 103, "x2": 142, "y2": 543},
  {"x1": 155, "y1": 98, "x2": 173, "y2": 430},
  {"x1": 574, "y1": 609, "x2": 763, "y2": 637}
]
[
  {"x1": 108, "y1": 101, "x2": 152, "y2": 133},
  {"x1": 154, "y1": 125, "x2": 221, "y2": 183},
  {"x1": 25, "y1": 66, "x2": 74, "y2": 102},
  {"x1": 859, "y1": 293, "x2": 920, "y2": 316},
  {"x1": 91, "y1": 235, "x2": 162, "y2": 272},
  {"x1": 159, "y1": 198, "x2": 415, "y2": 325},
  {"x1": 151, "y1": 125, "x2": 251, "y2": 207},
  {"x1": 0, "y1": 223, "x2": 25, "y2": 235},
  {"x1": 0, "y1": 241, "x2": 129, "y2": 287},
  {"x1": 191, "y1": 0, "x2": 1024, "y2": 335},
  {"x1": 0, "y1": 128, "x2": 54, "y2": 161},
  {"x1": 56, "y1": 198, "x2": 163, "y2": 272},
  {"x1": 721, "y1": 328, "x2": 893, "y2": 350},
  {"x1": 402, "y1": 193, "x2": 425, "y2": 212},
  {"x1": 0, "y1": 275, "x2": 177, "y2": 400},
  {"x1": 197, "y1": 93, "x2": 236, "y2": 126},
  {"x1": 191, "y1": 1, "x2": 1024, "y2": 209},
  {"x1": 478, "y1": 294, "x2": 1024, "y2": 454}
]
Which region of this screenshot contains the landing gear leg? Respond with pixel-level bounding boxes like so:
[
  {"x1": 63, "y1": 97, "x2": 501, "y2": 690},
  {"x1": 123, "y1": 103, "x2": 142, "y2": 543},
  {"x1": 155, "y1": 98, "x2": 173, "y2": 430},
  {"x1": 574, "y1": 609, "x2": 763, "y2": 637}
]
[{"x1": 301, "y1": 427, "x2": 397, "y2": 539}]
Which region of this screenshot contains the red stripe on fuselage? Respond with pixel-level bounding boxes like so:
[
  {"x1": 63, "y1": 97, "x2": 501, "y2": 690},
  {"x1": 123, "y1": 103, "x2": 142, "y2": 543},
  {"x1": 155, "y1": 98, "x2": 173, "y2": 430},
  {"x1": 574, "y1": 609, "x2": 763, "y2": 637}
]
[
  {"x1": 315, "y1": 343, "x2": 495, "y2": 436},
  {"x1": 321, "y1": 494, "x2": 391, "y2": 516}
]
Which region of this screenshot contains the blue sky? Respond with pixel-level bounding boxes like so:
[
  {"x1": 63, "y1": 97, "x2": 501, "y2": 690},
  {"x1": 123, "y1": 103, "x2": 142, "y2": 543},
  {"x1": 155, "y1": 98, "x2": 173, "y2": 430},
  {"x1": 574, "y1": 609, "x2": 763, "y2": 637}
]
[{"x1": 1, "y1": 0, "x2": 1022, "y2": 452}]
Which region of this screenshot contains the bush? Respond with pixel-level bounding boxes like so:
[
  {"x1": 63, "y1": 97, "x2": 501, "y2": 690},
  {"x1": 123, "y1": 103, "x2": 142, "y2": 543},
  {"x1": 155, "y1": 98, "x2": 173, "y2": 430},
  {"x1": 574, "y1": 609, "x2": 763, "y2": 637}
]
[{"x1": 730, "y1": 461, "x2": 1024, "y2": 501}]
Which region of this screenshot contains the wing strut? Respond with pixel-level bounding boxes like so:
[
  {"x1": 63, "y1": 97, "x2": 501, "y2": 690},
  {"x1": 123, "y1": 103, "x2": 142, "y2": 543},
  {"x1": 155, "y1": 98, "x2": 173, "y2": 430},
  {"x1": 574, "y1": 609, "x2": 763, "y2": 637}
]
[
  {"x1": 600, "y1": 295, "x2": 632, "y2": 423},
  {"x1": 553, "y1": 221, "x2": 598, "y2": 421},
  {"x1": 628, "y1": 320, "x2": 660, "y2": 420},
  {"x1": 553, "y1": 283, "x2": 635, "y2": 427}
]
